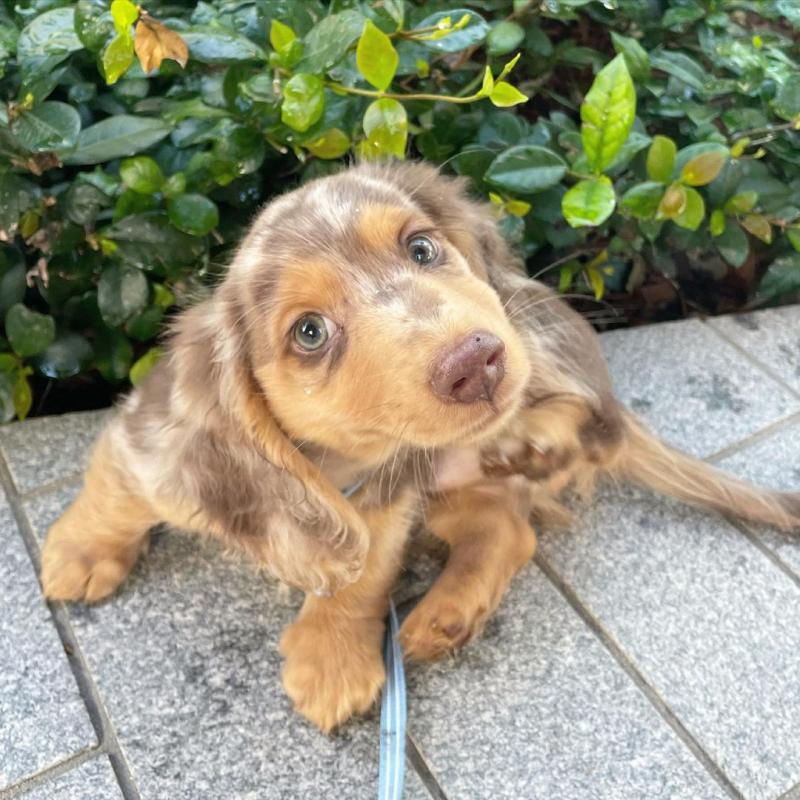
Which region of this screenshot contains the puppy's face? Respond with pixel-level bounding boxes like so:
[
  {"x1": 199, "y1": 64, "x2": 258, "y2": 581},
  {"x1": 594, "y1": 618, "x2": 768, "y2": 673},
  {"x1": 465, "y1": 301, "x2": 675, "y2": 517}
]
[{"x1": 237, "y1": 167, "x2": 531, "y2": 462}]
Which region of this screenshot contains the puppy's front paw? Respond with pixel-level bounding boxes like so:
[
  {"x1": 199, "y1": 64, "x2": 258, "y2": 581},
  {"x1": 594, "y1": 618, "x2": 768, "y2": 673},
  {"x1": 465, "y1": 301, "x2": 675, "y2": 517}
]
[
  {"x1": 280, "y1": 615, "x2": 385, "y2": 733},
  {"x1": 41, "y1": 521, "x2": 146, "y2": 604},
  {"x1": 400, "y1": 588, "x2": 489, "y2": 661}
]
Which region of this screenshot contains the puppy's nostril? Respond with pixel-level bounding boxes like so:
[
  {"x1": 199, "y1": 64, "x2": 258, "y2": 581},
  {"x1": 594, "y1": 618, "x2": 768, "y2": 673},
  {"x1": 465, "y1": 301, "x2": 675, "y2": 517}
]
[{"x1": 430, "y1": 330, "x2": 507, "y2": 404}]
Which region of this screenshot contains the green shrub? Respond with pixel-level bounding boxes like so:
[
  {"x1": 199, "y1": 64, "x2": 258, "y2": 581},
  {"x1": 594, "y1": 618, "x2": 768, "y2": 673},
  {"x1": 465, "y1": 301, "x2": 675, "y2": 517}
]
[{"x1": 1, "y1": 0, "x2": 799, "y2": 421}]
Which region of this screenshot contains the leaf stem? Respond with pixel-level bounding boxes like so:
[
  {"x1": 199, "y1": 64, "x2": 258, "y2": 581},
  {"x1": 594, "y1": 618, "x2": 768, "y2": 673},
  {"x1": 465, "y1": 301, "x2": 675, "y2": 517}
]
[{"x1": 326, "y1": 81, "x2": 482, "y2": 104}]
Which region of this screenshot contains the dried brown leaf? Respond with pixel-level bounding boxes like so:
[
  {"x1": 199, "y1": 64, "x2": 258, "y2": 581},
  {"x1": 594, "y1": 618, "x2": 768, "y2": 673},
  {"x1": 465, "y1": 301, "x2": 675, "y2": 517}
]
[{"x1": 134, "y1": 15, "x2": 189, "y2": 73}]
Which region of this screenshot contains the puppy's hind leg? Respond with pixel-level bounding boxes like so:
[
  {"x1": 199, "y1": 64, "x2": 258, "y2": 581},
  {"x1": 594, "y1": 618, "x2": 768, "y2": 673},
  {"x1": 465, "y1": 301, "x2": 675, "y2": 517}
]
[{"x1": 41, "y1": 426, "x2": 158, "y2": 603}]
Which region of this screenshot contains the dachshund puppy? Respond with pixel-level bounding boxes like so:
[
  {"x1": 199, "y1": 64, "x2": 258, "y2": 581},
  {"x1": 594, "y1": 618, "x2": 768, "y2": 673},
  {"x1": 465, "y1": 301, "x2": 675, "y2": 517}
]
[{"x1": 41, "y1": 162, "x2": 800, "y2": 732}]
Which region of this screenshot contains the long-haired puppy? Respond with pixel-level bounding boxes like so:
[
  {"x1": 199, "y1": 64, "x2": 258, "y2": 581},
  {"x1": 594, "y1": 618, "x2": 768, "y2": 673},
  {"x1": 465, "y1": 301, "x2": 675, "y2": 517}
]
[{"x1": 41, "y1": 162, "x2": 800, "y2": 732}]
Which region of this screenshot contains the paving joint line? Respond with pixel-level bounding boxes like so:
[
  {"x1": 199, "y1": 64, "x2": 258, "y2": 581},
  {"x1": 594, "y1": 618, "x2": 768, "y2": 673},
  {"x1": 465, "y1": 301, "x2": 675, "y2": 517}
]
[
  {"x1": 16, "y1": 472, "x2": 83, "y2": 504},
  {"x1": 0, "y1": 747, "x2": 102, "y2": 800},
  {"x1": 406, "y1": 734, "x2": 450, "y2": 800},
  {"x1": 704, "y1": 409, "x2": 800, "y2": 464},
  {"x1": 0, "y1": 452, "x2": 142, "y2": 800},
  {"x1": 701, "y1": 318, "x2": 800, "y2": 402},
  {"x1": 534, "y1": 555, "x2": 746, "y2": 800},
  {"x1": 728, "y1": 520, "x2": 800, "y2": 589},
  {"x1": 778, "y1": 778, "x2": 800, "y2": 800}
]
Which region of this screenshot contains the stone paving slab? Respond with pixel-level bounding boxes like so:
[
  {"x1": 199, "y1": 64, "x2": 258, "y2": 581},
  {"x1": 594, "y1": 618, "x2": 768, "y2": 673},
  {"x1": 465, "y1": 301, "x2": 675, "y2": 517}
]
[
  {"x1": 14, "y1": 756, "x2": 123, "y2": 800},
  {"x1": 0, "y1": 410, "x2": 107, "y2": 495},
  {"x1": 716, "y1": 419, "x2": 800, "y2": 578},
  {"x1": 0, "y1": 506, "x2": 97, "y2": 790},
  {"x1": 22, "y1": 491, "x2": 432, "y2": 800},
  {"x1": 600, "y1": 318, "x2": 799, "y2": 457},
  {"x1": 538, "y1": 486, "x2": 800, "y2": 800},
  {"x1": 708, "y1": 305, "x2": 800, "y2": 395},
  {"x1": 406, "y1": 566, "x2": 727, "y2": 800}
]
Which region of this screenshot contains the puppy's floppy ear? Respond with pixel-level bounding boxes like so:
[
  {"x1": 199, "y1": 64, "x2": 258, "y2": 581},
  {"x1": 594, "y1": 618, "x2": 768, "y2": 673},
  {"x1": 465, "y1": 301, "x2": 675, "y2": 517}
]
[
  {"x1": 231, "y1": 363, "x2": 371, "y2": 594},
  {"x1": 172, "y1": 289, "x2": 370, "y2": 595}
]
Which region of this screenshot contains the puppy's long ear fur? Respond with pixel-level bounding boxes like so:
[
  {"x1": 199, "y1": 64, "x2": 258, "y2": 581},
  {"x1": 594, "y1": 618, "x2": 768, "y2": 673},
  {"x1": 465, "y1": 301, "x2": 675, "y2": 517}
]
[{"x1": 151, "y1": 283, "x2": 370, "y2": 595}]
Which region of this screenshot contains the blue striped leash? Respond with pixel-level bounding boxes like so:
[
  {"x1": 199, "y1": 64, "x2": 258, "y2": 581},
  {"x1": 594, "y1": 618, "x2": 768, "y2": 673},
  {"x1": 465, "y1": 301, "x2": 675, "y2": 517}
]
[
  {"x1": 340, "y1": 479, "x2": 406, "y2": 799},
  {"x1": 378, "y1": 598, "x2": 406, "y2": 800}
]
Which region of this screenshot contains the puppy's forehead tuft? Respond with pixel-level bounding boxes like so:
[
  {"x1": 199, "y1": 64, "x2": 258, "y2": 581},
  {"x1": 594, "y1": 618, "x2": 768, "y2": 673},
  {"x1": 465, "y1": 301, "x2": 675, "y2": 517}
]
[
  {"x1": 263, "y1": 172, "x2": 415, "y2": 256},
  {"x1": 355, "y1": 203, "x2": 413, "y2": 253}
]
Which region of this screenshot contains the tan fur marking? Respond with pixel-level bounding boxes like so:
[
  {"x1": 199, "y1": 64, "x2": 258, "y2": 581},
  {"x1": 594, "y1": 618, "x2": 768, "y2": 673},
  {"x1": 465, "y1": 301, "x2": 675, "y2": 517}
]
[{"x1": 355, "y1": 204, "x2": 408, "y2": 253}]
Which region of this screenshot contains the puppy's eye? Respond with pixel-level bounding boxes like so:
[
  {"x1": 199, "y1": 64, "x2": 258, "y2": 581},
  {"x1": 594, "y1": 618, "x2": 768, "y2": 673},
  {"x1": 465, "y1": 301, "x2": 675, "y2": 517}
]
[
  {"x1": 408, "y1": 235, "x2": 438, "y2": 266},
  {"x1": 293, "y1": 313, "x2": 330, "y2": 352}
]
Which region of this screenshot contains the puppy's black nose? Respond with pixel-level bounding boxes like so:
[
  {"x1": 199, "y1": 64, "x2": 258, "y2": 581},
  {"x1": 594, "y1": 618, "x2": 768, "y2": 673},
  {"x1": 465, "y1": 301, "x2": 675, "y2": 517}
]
[{"x1": 430, "y1": 331, "x2": 506, "y2": 404}]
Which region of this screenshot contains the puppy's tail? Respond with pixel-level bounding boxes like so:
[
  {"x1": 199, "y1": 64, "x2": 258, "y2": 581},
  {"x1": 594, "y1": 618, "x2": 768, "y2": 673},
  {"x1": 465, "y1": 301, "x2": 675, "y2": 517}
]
[{"x1": 614, "y1": 412, "x2": 800, "y2": 530}]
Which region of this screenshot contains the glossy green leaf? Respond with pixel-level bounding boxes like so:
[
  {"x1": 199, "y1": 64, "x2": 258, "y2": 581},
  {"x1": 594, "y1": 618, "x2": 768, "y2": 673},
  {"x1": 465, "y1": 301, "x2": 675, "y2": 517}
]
[
  {"x1": 715, "y1": 223, "x2": 749, "y2": 268},
  {"x1": 0, "y1": 373, "x2": 15, "y2": 424},
  {"x1": 0, "y1": 264, "x2": 27, "y2": 319},
  {"x1": 130, "y1": 346, "x2": 163, "y2": 386},
  {"x1": 10, "y1": 102, "x2": 81, "y2": 153},
  {"x1": 674, "y1": 143, "x2": 729, "y2": 176},
  {"x1": 167, "y1": 193, "x2": 219, "y2": 236},
  {"x1": 709, "y1": 208, "x2": 726, "y2": 237},
  {"x1": 5, "y1": 303, "x2": 56, "y2": 357},
  {"x1": 17, "y1": 8, "x2": 82, "y2": 72},
  {"x1": 490, "y1": 82, "x2": 527, "y2": 108},
  {"x1": 772, "y1": 75, "x2": 800, "y2": 122},
  {"x1": 94, "y1": 327, "x2": 133, "y2": 382},
  {"x1": 304, "y1": 128, "x2": 351, "y2": 159},
  {"x1": 64, "y1": 183, "x2": 110, "y2": 225},
  {"x1": 110, "y1": 0, "x2": 138, "y2": 34},
  {"x1": 646, "y1": 135, "x2": 676, "y2": 184},
  {"x1": 562, "y1": 177, "x2": 616, "y2": 228},
  {"x1": 270, "y1": 19, "x2": 297, "y2": 54},
  {"x1": 31, "y1": 333, "x2": 93, "y2": 379},
  {"x1": 681, "y1": 151, "x2": 727, "y2": 187},
  {"x1": 13, "y1": 371, "x2": 32, "y2": 420},
  {"x1": 580, "y1": 54, "x2": 636, "y2": 174},
  {"x1": 281, "y1": 73, "x2": 325, "y2": 132},
  {"x1": 103, "y1": 33, "x2": 134, "y2": 85},
  {"x1": 758, "y1": 254, "x2": 800, "y2": 301},
  {"x1": 98, "y1": 264, "x2": 148, "y2": 327},
  {"x1": 162, "y1": 172, "x2": 187, "y2": 198},
  {"x1": 64, "y1": 116, "x2": 172, "y2": 165},
  {"x1": 485, "y1": 145, "x2": 567, "y2": 194},
  {"x1": 75, "y1": 0, "x2": 115, "y2": 52},
  {"x1": 673, "y1": 186, "x2": 705, "y2": 230},
  {"x1": 362, "y1": 98, "x2": 407, "y2": 159},
  {"x1": 383, "y1": 0, "x2": 405, "y2": 28},
  {"x1": 301, "y1": 10, "x2": 365, "y2": 73},
  {"x1": 119, "y1": 156, "x2": 164, "y2": 194},
  {"x1": 414, "y1": 10, "x2": 490, "y2": 53},
  {"x1": 740, "y1": 213, "x2": 772, "y2": 243},
  {"x1": 610, "y1": 32, "x2": 649, "y2": 80},
  {"x1": 787, "y1": 227, "x2": 800, "y2": 253},
  {"x1": 656, "y1": 183, "x2": 687, "y2": 220},
  {"x1": 487, "y1": 21, "x2": 524, "y2": 57},
  {"x1": 650, "y1": 50, "x2": 706, "y2": 93},
  {"x1": 620, "y1": 181, "x2": 665, "y2": 219},
  {"x1": 356, "y1": 19, "x2": 398, "y2": 91},
  {"x1": 181, "y1": 30, "x2": 267, "y2": 63},
  {"x1": 126, "y1": 305, "x2": 164, "y2": 340},
  {"x1": 723, "y1": 192, "x2": 758, "y2": 215}
]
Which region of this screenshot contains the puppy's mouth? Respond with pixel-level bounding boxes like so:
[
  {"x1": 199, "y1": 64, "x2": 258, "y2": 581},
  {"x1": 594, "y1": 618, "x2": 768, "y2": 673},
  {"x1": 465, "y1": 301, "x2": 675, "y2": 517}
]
[{"x1": 455, "y1": 390, "x2": 522, "y2": 443}]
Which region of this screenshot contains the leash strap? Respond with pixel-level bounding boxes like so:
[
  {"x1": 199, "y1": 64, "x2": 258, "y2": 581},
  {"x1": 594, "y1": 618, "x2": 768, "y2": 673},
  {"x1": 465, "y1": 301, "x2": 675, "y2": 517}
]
[{"x1": 378, "y1": 599, "x2": 406, "y2": 800}]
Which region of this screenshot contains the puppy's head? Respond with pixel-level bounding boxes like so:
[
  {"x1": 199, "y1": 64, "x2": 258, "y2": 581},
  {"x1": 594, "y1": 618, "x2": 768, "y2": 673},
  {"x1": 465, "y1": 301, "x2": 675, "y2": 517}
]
[{"x1": 231, "y1": 162, "x2": 531, "y2": 463}]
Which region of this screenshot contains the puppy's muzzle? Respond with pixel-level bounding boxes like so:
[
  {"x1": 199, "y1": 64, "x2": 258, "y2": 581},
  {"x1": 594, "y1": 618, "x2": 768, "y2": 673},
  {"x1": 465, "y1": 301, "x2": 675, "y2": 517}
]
[{"x1": 430, "y1": 331, "x2": 506, "y2": 404}]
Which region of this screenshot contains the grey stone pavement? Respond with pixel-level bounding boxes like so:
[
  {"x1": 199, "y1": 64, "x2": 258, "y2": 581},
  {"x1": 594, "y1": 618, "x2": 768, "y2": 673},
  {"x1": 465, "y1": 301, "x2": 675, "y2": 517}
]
[{"x1": 2, "y1": 305, "x2": 800, "y2": 800}]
